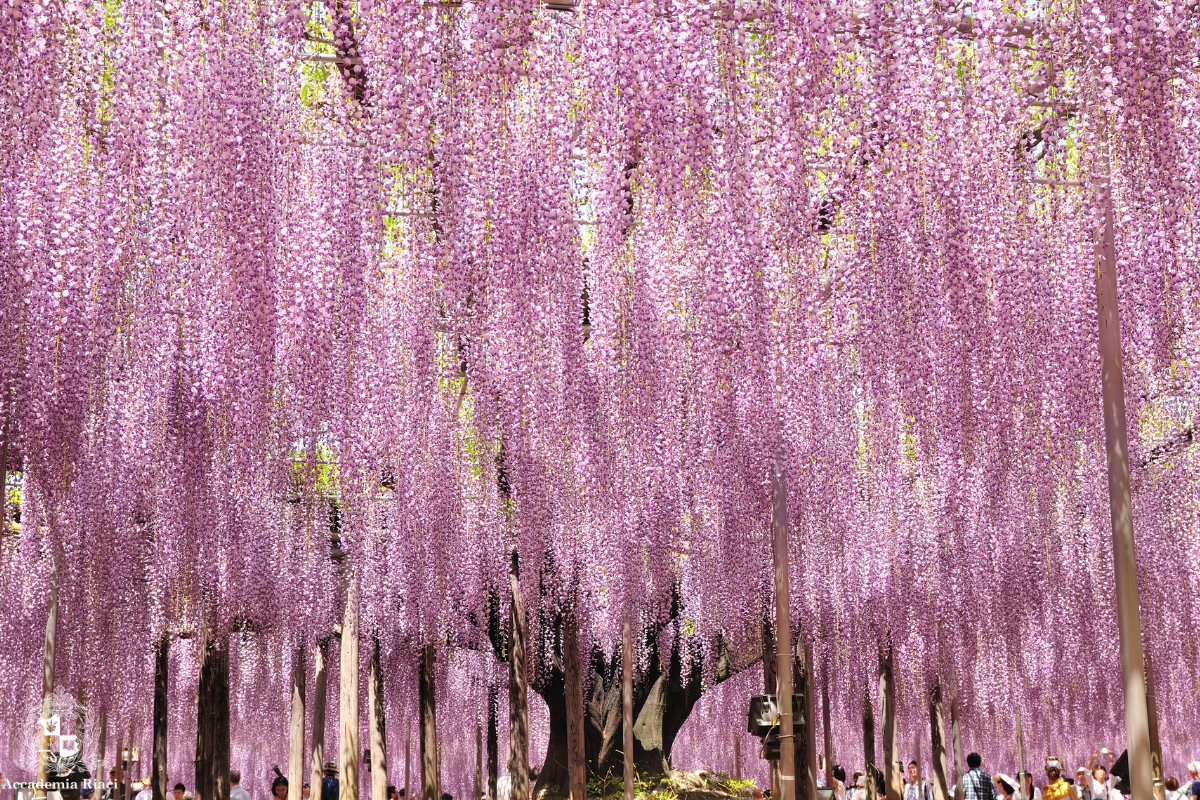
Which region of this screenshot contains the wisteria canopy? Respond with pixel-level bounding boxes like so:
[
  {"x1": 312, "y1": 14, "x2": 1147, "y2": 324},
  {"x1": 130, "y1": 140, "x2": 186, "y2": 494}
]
[{"x1": 1, "y1": 0, "x2": 1198, "y2": 792}]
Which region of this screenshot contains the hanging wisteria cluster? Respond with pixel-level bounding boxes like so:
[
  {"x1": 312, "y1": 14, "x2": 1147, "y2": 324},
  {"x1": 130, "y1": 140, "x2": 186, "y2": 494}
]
[{"x1": 1, "y1": 0, "x2": 1199, "y2": 789}]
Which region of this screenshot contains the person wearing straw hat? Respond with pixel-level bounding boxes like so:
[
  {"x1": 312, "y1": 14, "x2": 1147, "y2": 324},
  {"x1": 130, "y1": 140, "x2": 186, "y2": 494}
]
[{"x1": 320, "y1": 763, "x2": 339, "y2": 800}]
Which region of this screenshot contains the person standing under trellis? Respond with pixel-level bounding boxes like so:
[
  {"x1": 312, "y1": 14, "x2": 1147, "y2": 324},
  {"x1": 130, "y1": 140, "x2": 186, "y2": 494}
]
[
  {"x1": 1042, "y1": 758, "x2": 1076, "y2": 800},
  {"x1": 963, "y1": 753, "x2": 996, "y2": 800},
  {"x1": 904, "y1": 762, "x2": 933, "y2": 800}
]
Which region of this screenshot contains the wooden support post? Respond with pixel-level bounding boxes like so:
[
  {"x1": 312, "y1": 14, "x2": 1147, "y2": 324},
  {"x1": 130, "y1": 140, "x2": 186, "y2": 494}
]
[
  {"x1": 310, "y1": 640, "x2": 329, "y2": 800},
  {"x1": 419, "y1": 645, "x2": 440, "y2": 800},
  {"x1": 125, "y1": 737, "x2": 134, "y2": 800},
  {"x1": 863, "y1": 693, "x2": 877, "y2": 800},
  {"x1": 196, "y1": 632, "x2": 230, "y2": 800},
  {"x1": 764, "y1": 621, "x2": 780, "y2": 800},
  {"x1": 821, "y1": 664, "x2": 833, "y2": 789},
  {"x1": 879, "y1": 646, "x2": 901, "y2": 800},
  {"x1": 36, "y1": 573, "x2": 59, "y2": 800},
  {"x1": 369, "y1": 641, "x2": 388, "y2": 800},
  {"x1": 153, "y1": 637, "x2": 169, "y2": 800},
  {"x1": 1015, "y1": 714, "x2": 1026, "y2": 800},
  {"x1": 622, "y1": 614, "x2": 634, "y2": 800},
  {"x1": 948, "y1": 677, "x2": 963, "y2": 800},
  {"x1": 97, "y1": 707, "x2": 108, "y2": 798},
  {"x1": 793, "y1": 646, "x2": 817, "y2": 800},
  {"x1": 508, "y1": 553, "x2": 529, "y2": 800},
  {"x1": 474, "y1": 723, "x2": 483, "y2": 800},
  {"x1": 405, "y1": 720, "x2": 411, "y2": 800},
  {"x1": 928, "y1": 685, "x2": 949, "y2": 800},
  {"x1": 290, "y1": 646, "x2": 307, "y2": 800},
  {"x1": 486, "y1": 687, "x2": 498, "y2": 800},
  {"x1": 913, "y1": 730, "x2": 922, "y2": 791},
  {"x1": 733, "y1": 729, "x2": 742, "y2": 782},
  {"x1": 1145, "y1": 654, "x2": 1164, "y2": 800},
  {"x1": 770, "y1": 445, "x2": 796, "y2": 800},
  {"x1": 339, "y1": 578, "x2": 360, "y2": 800},
  {"x1": 565, "y1": 616, "x2": 587, "y2": 800},
  {"x1": 1093, "y1": 180, "x2": 1153, "y2": 800}
]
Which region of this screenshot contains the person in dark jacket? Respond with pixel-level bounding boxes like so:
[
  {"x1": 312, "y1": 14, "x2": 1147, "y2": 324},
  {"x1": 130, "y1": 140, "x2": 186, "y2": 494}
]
[{"x1": 321, "y1": 763, "x2": 339, "y2": 800}]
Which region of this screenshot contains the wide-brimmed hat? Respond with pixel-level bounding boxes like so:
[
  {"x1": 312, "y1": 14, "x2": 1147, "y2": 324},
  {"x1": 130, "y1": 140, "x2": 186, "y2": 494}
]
[{"x1": 323, "y1": 762, "x2": 339, "y2": 774}]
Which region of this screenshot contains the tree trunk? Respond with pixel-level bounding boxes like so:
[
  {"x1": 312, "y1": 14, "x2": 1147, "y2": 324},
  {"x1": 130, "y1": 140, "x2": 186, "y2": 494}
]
[
  {"x1": 928, "y1": 684, "x2": 949, "y2": 800},
  {"x1": 419, "y1": 645, "x2": 441, "y2": 800},
  {"x1": 369, "y1": 642, "x2": 388, "y2": 800},
  {"x1": 514, "y1": 602, "x2": 739, "y2": 790},
  {"x1": 565, "y1": 618, "x2": 586, "y2": 800},
  {"x1": 487, "y1": 687, "x2": 499, "y2": 800},
  {"x1": 153, "y1": 637, "x2": 169, "y2": 800},
  {"x1": 196, "y1": 634, "x2": 230, "y2": 800},
  {"x1": 508, "y1": 553, "x2": 529, "y2": 800},
  {"x1": 474, "y1": 724, "x2": 483, "y2": 800},
  {"x1": 863, "y1": 693, "x2": 876, "y2": 800},
  {"x1": 879, "y1": 646, "x2": 900, "y2": 800},
  {"x1": 311, "y1": 640, "x2": 329, "y2": 800},
  {"x1": 340, "y1": 578, "x2": 360, "y2": 800},
  {"x1": 290, "y1": 646, "x2": 307, "y2": 800}
]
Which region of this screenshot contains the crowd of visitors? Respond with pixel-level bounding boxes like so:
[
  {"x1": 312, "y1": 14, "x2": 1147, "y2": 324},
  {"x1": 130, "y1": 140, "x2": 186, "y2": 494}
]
[{"x1": 815, "y1": 750, "x2": 1200, "y2": 800}]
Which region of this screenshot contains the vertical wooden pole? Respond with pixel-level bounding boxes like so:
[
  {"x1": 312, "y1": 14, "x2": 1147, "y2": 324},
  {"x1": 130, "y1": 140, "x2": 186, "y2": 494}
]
[
  {"x1": 764, "y1": 621, "x2": 779, "y2": 800},
  {"x1": 126, "y1": 736, "x2": 134, "y2": 800},
  {"x1": 733, "y1": 730, "x2": 742, "y2": 782},
  {"x1": 404, "y1": 720, "x2": 411, "y2": 800},
  {"x1": 369, "y1": 642, "x2": 388, "y2": 800},
  {"x1": 793, "y1": 646, "x2": 816, "y2": 800},
  {"x1": 36, "y1": 572, "x2": 59, "y2": 800},
  {"x1": 879, "y1": 646, "x2": 900, "y2": 800},
  {"x1": 821, "y1": 664, "x2": 833, "y2": 789},
  {"x1": 1145, "y1": 653, "x2": 1164, "y2": 800},
  {"x1": 508, "y1": 553, "x2": 529, "y2": 800},
  {"x1": 97, "y1": 707, "x2": 108, "y2": 799},
  {"x1": 564, "y1": 616, "x2": 587, "y2": 800},
  {"x1": 622, "y1": 614, "x2": 634, "y2": 800},
  {"x1": 1015, "y1": 714, "x2": 1026, "y2": 800},
  {"x1": 474, "y1": 723, "x2": 483, "y2": 800},
  {"x1": 948, "y1": 676, "x2": 963, "y2": 800},
  {"x1": 310, "y1": 640, "x2": 329, "y2": 800},
  {"x1": 340, "y1": 578, "x2": 360, "y2": 800},
  {"x1": 862, "y1": 693, "x2": 877, "y2": 800},
  {"x1": 290, "y1": 645, "x2": 307, "y2": 800},
  {"x1": 153, "y1": 637, "x2": 169, "y2": 800},
  {"x1": 419, "y1": 646, "x2": 440, "y2": 800},
  {"x1": 770, "y1": 445, "x2": 796, "y2": 800},
  {"x1": 928, "y1": 684, "x2": 948, "y2": 800},
  {"x1": 1093, "y1": 180, "x2": 1153, "y2": 800},
  {"x1": 486, "y1": 687, "x2": 498, "y2": 800}
]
